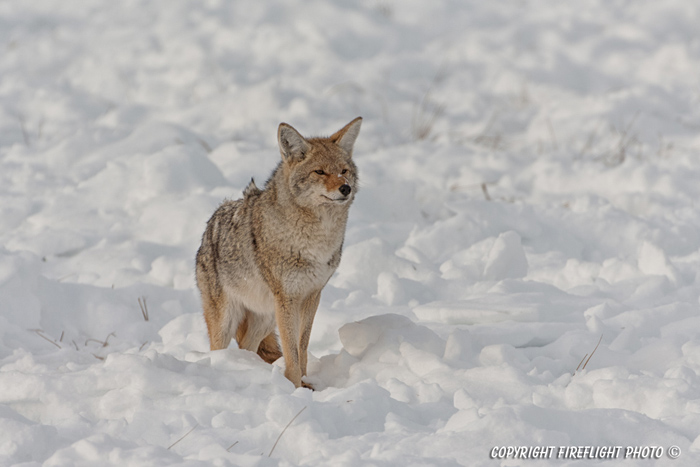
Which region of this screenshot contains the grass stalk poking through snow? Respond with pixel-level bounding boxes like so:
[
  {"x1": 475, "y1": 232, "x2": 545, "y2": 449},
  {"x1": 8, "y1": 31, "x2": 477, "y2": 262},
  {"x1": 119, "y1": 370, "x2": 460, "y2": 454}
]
[
  {"x1": 574, "y1": 334, "x2": 603, "y2": 375},
  {"x1": 85, "y1": 332, "x2": 115, "y2": 347},
  {"x1": 167, "y1": 424, "x2": 199, "y2": 450},
  {"x1": 138, "y1": 296, "x2": 149, "y2": 321},
  {"x1": 268, "y1": 406, "x2": 307, "y2": 457},
  {"x1": 31, "y1": 329, "x2": 61, "y2": 349}
]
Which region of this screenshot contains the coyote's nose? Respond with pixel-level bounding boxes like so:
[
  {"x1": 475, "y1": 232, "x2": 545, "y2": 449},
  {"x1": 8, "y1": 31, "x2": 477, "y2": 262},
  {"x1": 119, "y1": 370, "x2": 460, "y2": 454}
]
[{"x1": 339, "y1": 184, "x2": 351, "y2": 196}]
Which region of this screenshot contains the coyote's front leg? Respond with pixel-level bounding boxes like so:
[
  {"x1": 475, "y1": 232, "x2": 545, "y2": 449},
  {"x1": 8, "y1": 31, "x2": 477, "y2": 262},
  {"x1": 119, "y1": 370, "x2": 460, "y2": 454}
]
[
  {"x1": 275, "y1": 296, "x2": 304, "y2": 388},
  {"x1": 298, "y1": 291, "x2": 321, "y2": 386},
  {"x1": 274, "y1": 291, "x2": 322, "y2": 389}
]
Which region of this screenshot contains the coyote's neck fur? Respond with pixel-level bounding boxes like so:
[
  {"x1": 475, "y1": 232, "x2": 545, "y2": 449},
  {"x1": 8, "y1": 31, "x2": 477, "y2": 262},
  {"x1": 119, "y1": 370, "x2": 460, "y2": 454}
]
[{"x1": 244, "y1": 165, "x2": 350, "y2": 267}]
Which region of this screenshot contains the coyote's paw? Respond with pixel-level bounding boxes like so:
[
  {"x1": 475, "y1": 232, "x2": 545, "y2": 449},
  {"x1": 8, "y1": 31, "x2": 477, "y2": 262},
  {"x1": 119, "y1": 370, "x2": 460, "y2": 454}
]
[{"x1": 301, "y1": 381, "x2": 315, "y2": 391}]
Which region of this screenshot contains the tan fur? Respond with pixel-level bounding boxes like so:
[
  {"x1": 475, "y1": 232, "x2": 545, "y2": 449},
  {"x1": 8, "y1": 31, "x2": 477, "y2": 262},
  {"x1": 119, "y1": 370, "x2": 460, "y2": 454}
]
[{"x1": 196, "y1": 117, "x2": 362, "y2": 388}]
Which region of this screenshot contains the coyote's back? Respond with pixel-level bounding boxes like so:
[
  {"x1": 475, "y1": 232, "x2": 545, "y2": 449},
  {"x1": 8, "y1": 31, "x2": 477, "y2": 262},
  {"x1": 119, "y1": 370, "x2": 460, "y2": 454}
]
[{"x1": 196, "y1": 117, "x2": 362, "y2": 388}]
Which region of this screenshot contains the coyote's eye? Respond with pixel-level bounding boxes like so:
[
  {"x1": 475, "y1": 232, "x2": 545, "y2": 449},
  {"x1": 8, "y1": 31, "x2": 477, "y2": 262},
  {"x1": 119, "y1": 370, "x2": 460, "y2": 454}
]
[
  {"x1": 341, "y1": 169, "x2": 348, "y2": 174},
  {"x1": 314, "y1": 169, "x2": 325, "y2": 175}
]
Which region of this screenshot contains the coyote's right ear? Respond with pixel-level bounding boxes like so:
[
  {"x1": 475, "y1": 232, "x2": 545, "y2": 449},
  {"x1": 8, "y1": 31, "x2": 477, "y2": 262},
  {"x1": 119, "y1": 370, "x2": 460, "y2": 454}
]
[{"x1": 278, "y1": 123, "x2": 310, "y2": 162}]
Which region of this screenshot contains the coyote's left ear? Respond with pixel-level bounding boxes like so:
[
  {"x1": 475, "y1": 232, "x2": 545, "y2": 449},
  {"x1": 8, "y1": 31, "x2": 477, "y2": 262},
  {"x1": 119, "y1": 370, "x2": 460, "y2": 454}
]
[{"x1": 330, "y1": 117, "x2": 362, "y2": 157}]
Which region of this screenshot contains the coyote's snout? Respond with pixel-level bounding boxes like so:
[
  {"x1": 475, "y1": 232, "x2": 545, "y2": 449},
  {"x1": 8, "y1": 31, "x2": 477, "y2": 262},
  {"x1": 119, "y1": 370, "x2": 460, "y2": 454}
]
[{"x1": 196, "y1": 117, "x2": 362, "y2": 388}]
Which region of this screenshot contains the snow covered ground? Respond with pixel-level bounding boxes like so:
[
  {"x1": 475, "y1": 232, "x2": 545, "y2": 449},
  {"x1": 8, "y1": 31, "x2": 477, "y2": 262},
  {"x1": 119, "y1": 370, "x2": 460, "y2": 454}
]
[{"x1": 1, "y1": 0, "x2": 700, "y2": 465}]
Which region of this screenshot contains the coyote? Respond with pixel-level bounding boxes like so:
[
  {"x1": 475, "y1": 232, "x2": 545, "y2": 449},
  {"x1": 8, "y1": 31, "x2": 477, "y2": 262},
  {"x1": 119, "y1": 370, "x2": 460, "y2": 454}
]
[{"x1": 196, "y1": 117, "x2": 362, "y2": 388}]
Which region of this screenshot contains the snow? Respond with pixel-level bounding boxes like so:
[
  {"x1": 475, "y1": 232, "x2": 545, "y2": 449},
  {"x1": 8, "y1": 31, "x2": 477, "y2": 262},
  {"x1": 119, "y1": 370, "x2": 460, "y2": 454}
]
[{"x1": 1, "y1": 0, "x2": 700, "y2": 465}]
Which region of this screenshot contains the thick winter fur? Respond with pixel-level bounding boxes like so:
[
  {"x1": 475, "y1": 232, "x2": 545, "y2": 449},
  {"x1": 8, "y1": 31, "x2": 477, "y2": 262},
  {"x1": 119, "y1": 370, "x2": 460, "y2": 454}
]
[{"x1": 196, "y1": 117, "x2": 362, "y2": 388}]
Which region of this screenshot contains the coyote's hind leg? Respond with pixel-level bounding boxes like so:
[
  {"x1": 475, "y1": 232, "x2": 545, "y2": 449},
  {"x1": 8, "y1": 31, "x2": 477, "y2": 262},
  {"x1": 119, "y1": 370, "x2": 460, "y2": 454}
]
[
  {"x1": 235, "y1": 309, "x2": 276, "y2": 356},
  {"x1": 257, "y1": 332, "x2": 282, "y2": 363}
]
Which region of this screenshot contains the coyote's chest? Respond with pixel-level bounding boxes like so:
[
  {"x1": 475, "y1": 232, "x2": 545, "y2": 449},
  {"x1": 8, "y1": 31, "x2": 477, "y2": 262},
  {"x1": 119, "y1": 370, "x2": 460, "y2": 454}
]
[{"x1": 276, "y1": 222, "x2": 344, "y2": 294}]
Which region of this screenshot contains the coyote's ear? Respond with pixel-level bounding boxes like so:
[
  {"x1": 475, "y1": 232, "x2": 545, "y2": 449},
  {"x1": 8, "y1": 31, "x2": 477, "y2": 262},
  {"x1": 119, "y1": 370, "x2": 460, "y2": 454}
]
[
  {"x1": 278, "y1": 123, "x2": 310, "y2": 162},
  {"x1": 330, "y1": 117, "x2": 362, "y2": 157}
]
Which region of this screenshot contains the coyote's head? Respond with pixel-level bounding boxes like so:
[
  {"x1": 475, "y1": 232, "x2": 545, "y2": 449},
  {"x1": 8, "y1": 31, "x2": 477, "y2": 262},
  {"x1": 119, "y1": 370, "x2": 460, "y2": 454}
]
[{"x1": 277, "y1": 117, "x2": 362, "y2": 209}]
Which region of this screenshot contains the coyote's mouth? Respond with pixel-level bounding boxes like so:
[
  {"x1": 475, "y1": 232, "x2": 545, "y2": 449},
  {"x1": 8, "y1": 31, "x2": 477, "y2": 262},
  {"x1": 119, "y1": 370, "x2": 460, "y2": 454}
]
[{"x1": 321, "y1": 195, "x2": 349, "y2": 203}]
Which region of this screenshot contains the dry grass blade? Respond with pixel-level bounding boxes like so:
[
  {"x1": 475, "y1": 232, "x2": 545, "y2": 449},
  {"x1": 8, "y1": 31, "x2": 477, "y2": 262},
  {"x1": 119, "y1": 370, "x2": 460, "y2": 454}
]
[
  {"x1": 85, "y1": 332, "x2": 116, "y2": 348},
  {"x1": 574, "y1": 334, "x2": 604, "y2": 375},
  {"x1": 481, "y1": 183, "x2": 492, "y2": 201},
  {"x1": 138, "y1": 296, "x2": 149, "y2": 321},
  {"x1": 31, "y1": 329, "x2": 61, "y2": 349},
  {"x1": 226, "y1": 441, "x2": 239, "y2": 452},
  {"x1": 574, "y1": 354, "x2": 588, "y2": 374},
  {"x1": 582, "y1": 334, "x2": 603, "y2": 370},
  {"x1": 268, "y1": 406, "x2": 307, "y2": 457},
  {"x1": 197, "y1": 137, "x2": 212, "y2": 153},
  {"x1": 168, "y1": 424, "x2": 199, "y2": 450}
]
